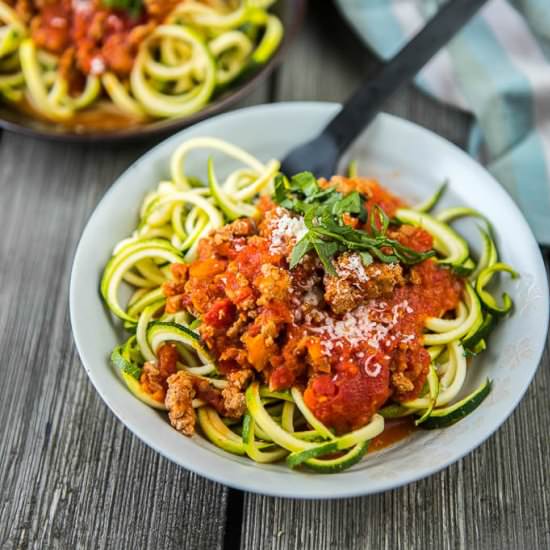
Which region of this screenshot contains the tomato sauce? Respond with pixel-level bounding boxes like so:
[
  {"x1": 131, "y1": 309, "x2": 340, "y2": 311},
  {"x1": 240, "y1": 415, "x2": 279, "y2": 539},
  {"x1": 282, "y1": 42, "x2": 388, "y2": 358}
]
[
  {"x1": 302, "y1": 235, "x2": 462, "y2": 432},
  {"x1": 22, "y1": 0, "x2": 156, "y2": 78},
  {"x1": 369, "y1": 417, "x2": 417, "y2": 452}
]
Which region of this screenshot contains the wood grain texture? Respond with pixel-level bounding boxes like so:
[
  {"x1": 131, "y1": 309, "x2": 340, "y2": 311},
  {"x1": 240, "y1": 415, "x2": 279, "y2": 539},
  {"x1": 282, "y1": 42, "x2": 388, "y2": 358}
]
[
  {"x1": 0, "y1": 136, "x2": 229, "y2": 550},
  {"x1": 240, "y1": 6, "x2": 550, "y2": 550},
  {"x1": 0, "y1": 81, "x2": 270, "y2": 550}
]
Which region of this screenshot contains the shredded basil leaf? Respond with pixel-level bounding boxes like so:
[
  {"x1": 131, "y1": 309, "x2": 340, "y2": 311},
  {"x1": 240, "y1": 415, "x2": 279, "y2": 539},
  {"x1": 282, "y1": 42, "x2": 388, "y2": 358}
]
[
  {"x1": 290, "y1": 171, "x2": 320, "y2": 196},
  {"x1": 331, "y1": 191, "x2": 365, "y2": 218},
  {"x1": 102, "y1": 0, "x2": 143, "y2": 17},
  {"x1": 360, "y1": 251, "x2": 373, "y2": 267},
  {"x1": 274, "y1": 171, "x2": 435, "y2": 271},
  {"x1": 310, "y1": 238, "x2": 341, "y2": 275},
  {"x1": 289, "y1": 234, "x2": 313, "y2": 269}
]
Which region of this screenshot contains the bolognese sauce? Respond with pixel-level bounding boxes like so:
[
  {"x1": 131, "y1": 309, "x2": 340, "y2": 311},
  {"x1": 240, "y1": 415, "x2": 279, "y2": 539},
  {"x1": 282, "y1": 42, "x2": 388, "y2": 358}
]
[{"x1": 161, "y1": 177, "x2": 463, "y2": 434}]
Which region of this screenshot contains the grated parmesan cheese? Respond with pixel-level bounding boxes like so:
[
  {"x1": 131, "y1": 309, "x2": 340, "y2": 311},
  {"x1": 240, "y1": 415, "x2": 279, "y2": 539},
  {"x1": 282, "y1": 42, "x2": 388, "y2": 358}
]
[
  {"x1": 363, "y1": 355, "x2": 382, "y2": 377},
  {"x1": 268, "y1": 209, "x2": 308, "y2": 254},
  {"x1": 304, "y1": 289, "x2": 321, "y2": 306},
  {"x1": 90, "y1": 56, "x2": 106, "y2": 75},
  {"x1": 73, "y1": 0, "x2": 92, "y2": 13},
  {"x1": 310, "y1": 300, "x2": 413, "y2": 355},
  {"x1": 50, "y1": 16, "x2": 67, "y2": 28},
  {"x1": 336, "y1": 253, "x2": 369, "y2": 282}
]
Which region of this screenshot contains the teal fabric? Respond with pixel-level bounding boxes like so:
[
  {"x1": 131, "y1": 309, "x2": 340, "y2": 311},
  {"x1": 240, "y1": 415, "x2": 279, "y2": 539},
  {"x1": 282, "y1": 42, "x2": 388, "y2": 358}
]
[{"x1": 336, "y1": 0, "x2": 550, "y2": 244}]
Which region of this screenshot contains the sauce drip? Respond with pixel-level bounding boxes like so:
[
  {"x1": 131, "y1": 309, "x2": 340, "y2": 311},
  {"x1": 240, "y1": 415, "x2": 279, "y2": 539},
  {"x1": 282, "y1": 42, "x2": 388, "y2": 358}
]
[{"x1": 369, "y1": 417, "x2": 417, "y2": 452}]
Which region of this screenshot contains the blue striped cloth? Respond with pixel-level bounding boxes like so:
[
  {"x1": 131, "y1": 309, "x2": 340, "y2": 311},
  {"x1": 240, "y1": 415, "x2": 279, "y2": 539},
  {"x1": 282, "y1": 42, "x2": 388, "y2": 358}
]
[{"x1": 336, "y1": 0, "x2": 550, "y2": 245}]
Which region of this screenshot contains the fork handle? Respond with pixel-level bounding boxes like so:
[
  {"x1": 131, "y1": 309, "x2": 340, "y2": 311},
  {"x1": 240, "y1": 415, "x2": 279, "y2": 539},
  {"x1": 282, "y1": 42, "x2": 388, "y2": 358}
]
[{"x1": 325, "y1": 0, "x2": 488, "y2": 153}]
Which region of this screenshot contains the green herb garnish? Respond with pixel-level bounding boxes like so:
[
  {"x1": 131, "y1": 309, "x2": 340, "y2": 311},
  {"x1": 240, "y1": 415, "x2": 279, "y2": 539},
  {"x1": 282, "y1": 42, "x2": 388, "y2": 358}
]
[
  {"x1": 102, "y1": 0, "x2": 143, "y2": 17},
  {"x1": 275, "y1": 171, "x2": 435, "y2": 273}
]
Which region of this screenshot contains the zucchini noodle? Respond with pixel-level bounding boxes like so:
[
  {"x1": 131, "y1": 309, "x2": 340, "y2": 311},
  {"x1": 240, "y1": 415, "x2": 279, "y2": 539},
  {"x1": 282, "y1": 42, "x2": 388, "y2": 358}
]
[
  {"x1": 208, "y1": 31, "x2": 253, "y2": 85},
  {"x1": 101, "y1": 138, "x2": 517, "y2": 473},
  {"x1": 0, "y1": 0, "x2": 283, "y2": 124},
  {"x1": 0, "y1": 1, "x2": 25, "y2": 103}
]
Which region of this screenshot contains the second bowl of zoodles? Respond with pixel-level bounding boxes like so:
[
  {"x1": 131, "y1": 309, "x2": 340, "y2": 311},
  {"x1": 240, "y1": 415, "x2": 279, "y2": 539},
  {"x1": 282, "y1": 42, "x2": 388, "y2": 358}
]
[{"x1": 0, "y1": 0, "x2": 300, "y2": 139}]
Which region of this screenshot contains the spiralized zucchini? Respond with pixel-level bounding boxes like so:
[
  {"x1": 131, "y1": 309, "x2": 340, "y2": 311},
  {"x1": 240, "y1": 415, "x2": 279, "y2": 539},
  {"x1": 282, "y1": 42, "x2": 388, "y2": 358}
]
[
  {"x1": 0, "y1": 3, "x2": 25, "y2": 103},
  {"x1": 0, "y1": 0, "x2": 283, "y2": 123},
  {"x1": 101, "y1": 140, "x2": 517, "y2": 473},
  {"x1": 102, "y1": 137, "x2": 279, "y2": 320}
]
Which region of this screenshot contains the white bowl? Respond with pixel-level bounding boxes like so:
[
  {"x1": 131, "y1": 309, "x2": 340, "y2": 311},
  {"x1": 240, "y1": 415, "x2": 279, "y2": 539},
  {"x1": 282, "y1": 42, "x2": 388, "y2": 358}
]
[{"x1": 70, "y1": 102, "x2": 549, "y2": 498}]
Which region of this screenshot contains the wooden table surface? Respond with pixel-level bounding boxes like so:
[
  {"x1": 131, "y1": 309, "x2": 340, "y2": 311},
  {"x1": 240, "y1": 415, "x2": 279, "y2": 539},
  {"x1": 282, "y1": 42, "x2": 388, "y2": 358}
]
[{"x1": 1, "y1": 5, "x2": 549, "y2": 550}]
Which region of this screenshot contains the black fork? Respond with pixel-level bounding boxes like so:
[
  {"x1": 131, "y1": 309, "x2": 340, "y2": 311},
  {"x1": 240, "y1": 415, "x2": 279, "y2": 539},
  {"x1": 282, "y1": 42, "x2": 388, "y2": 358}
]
[{"x1": 281, "y1": 0, "x2": 488, "y2": 178}]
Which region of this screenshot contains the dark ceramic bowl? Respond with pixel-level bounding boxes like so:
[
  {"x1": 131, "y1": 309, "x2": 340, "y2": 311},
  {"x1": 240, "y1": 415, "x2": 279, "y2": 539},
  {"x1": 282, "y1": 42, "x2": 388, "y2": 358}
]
[{"x1": 0, "y1": 0, "x2": 306, "y2": 143}]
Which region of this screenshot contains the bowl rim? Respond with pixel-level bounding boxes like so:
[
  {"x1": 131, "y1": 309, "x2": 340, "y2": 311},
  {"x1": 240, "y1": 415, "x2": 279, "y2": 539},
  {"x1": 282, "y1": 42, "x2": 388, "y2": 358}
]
[
  {"x1": 70, "y1": 101, "x2": 550, "y2": 498},
  {"x1": 0, "y1": 0, "x2": 306, "y2": 144}
]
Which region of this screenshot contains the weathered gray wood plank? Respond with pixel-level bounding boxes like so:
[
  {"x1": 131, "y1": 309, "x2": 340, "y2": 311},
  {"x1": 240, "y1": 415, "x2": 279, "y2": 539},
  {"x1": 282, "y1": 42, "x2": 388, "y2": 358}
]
[
  {"x1": 241, "y1": 6, "x2": 550, "y2": 550},
  {"x1": 0, "y1": 80, "x2": 270, "y2": 550},
  {"x1": 0, "y1": 135, "x2": 229, "y2": 550}
]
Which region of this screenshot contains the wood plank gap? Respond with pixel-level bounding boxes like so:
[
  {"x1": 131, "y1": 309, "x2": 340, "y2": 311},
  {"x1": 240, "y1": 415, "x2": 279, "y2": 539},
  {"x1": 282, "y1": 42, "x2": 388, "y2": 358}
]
[{"x1": 223, "y1": 489, "x2": 245, "y2": 550}]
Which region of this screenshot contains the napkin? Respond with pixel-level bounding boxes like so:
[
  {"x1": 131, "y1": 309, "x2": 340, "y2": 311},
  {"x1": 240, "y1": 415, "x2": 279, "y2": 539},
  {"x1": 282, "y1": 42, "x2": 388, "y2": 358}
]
[{"x1": 336, "y1": 0, "x2": 550, "y2": 245}]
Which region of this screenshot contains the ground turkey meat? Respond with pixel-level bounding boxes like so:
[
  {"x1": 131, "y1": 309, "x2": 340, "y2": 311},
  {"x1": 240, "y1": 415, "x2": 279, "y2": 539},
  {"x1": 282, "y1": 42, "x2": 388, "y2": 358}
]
[
  {"x1": 197, "y1": 217, "x2": 256, "y2": 260},
  {"x1": 324, "y1": 253, "x2": 405, "y2": 314},
  {"x1": 165, "y1": 371, "x2": 196, "y2": 436},
  {"x1": 391, "y1": 372, "x2": 415, "y2": 394},
  {"x1": 144, "y1": 0, "x2": 181, "y2": 19},
  {"x1": 140, "y1": 362, "x2": 165, "y2": 403},
  {"x1": 221, "y1": 369, "x2": 253, "y2": 419},
  {"x1": 254, "y1": 264, "x2": 291, "y2": 306}
]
